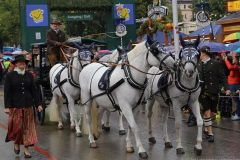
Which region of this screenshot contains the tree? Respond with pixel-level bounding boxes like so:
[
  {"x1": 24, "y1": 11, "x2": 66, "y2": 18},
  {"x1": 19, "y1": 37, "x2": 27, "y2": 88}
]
[{"x1": 0, "y1": 0, "x2": 21, "y2": 51}]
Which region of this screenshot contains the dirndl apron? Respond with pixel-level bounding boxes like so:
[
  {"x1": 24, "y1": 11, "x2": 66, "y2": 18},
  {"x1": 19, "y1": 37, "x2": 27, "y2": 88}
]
[{"x1": 5, "y1": 106, "x2": 38, "y2": 146}]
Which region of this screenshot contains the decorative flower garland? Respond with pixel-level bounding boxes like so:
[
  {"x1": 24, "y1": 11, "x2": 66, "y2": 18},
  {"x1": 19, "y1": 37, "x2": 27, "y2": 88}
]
[{"x1": 136, "y1": 18, "x2": 173, "y2": 41}]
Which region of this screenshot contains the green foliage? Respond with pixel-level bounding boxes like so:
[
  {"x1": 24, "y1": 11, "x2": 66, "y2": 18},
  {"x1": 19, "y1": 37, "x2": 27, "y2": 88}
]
[
  {"x1": 0, "y1": 0, "x2": 21, "y2": 48},
  {"x1": 49, "y1": 0, "x2": 114, "y2": 11},
  {"x1": 136, "y1": 1, "x2": 183, "y2": 36},
  {"x1": 190, "y1": 0, "x2": 227, "y2": 21}
]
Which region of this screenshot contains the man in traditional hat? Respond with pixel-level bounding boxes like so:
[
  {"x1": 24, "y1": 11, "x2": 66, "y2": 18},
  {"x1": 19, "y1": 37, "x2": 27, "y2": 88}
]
[{"x1": 46, "y1": 19, "x2": 66, "y2": 67}]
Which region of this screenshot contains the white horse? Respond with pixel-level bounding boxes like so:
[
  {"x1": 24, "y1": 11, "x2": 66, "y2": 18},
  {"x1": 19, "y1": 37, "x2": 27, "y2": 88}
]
[
  {"x1": 49, "y1": 43, "x2": 94, "y2": 137},
  {"x1": 99, "y1": 47, "x2": 132, "y2": 135},
  {"x1": 80, "y1": 35, "x2": 175, "y2": 158},
  {"x1": 145, "y1": 35, "x2": 203, "y2": 155}
]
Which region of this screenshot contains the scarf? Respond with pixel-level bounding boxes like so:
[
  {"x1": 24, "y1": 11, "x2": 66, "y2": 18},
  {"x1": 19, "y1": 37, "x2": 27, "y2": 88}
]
[{"x1": 14, "y1": 67, "x2": 25, "y2": 75}]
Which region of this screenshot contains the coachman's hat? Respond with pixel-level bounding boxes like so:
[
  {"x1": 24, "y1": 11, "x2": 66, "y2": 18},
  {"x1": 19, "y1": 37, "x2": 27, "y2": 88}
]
[
  {"x1": 51, "y1": 19, "x2": 62, "y2": 25},
  {"x1": 12, "y1": 54, "x2": 29, "y2": 64}
]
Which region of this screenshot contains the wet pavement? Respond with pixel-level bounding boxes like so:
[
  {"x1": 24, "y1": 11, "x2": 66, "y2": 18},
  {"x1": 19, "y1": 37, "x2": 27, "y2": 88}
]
[{"x1": 0, "y1": 84, "x2": 240, "y2": 160}]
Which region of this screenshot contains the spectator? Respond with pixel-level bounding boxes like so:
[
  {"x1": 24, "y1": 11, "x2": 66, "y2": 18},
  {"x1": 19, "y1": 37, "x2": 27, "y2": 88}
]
[
  {"x1": 222, "y1": 54, "x2": 240, "y2": 121},
  {"x1": 218, "y1": 52, "x2": 232, "y2": 118},
  {"x1": 3, "y1": 58, "x2": 11, "y2": 69},
  {"x1": 0, "y1": 59, "x2": 4, "y2": 84}
]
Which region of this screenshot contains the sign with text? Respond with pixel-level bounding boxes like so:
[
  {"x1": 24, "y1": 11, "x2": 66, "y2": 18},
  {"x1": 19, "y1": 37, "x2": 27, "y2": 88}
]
[
  {"x1": 223, "y1": 25, "x2": 240, "y2": 32},
  {"x1": 64, "y1": 13, "x2": 93, "y2": 21},
  {"x1": 147, "y1": 6, "x2": 168, "y2": 17},
  {"x1": 26, "y1": 5, "x2": 49, "y2": 27},
  {"x1": 227, "y1": 1, "x2": 240, "y2": 12}
]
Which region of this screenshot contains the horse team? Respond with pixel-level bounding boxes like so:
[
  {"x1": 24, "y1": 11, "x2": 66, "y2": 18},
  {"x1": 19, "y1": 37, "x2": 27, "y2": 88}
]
[{"x1": 49, "y1": 35, "x2": 203, "y2": 159}]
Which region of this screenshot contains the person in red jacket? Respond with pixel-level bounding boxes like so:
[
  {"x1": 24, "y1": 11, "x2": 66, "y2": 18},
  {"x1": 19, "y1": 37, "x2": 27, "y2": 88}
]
[{"x1": 222, "y1": 53, "x2": 240, "y2": 121}]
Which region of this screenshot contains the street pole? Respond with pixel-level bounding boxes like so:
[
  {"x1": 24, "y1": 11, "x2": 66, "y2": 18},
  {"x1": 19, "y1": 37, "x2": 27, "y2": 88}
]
[{"x1": 172, "y1": 0, "x2": 180, "y2": 59}]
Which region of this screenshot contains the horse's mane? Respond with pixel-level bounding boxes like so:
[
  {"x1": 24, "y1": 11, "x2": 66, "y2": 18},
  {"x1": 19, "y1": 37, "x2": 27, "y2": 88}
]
[
  {"x1": 127, "y1": 41, "x2": 146, "y2": 62},
  {"x1": 109, "y1": 41, "x2": 146, "y2": 62},
  {"x1": 73, "y1": 49, "x2": 78, "y2": 56}
]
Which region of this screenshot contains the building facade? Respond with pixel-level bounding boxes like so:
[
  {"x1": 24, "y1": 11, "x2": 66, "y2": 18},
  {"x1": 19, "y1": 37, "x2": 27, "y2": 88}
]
[{"x1": 168, "y1": 0, "x2": 193, "y2": 22}]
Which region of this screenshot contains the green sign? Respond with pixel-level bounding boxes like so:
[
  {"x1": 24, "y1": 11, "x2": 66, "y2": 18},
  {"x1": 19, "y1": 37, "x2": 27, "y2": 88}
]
[{"x1": 64, "y1": 13, "x2": 93, "y2": 21}]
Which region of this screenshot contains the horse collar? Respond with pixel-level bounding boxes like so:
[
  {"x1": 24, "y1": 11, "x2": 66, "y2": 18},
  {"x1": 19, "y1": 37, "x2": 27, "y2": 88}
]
[{"x1": 122, "y1": 55, "x2": 147, "y2": 90}]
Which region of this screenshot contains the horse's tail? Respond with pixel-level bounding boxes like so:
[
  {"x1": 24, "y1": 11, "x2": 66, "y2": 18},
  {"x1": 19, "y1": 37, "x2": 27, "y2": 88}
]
[
  {"x1": 81, "y1": 98, "x2": 99, "y2": 136},
  {"x1": 49, "y1": 95, "x2": 59, "y2": 122},
  {"x1": 49, "y1": 96, "x2": 66, "y2": 121},
  {"x1": 146, "y1": 100, "x2": 160, "y2": 129}
]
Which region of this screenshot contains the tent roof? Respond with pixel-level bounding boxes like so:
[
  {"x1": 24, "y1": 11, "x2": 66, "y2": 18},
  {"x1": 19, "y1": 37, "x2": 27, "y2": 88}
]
[
  {"x1": 188, "y1": 22, "x2": 222, "y2": 37},
  {"x1": 216, "y1": 12, "x2": 240, "y2": 25}
]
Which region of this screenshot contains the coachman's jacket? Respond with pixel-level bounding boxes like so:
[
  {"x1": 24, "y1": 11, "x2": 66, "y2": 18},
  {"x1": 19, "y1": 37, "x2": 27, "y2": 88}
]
[
  {"x1": 197, "y1": 59, "x2": 230, "y2": 94},
  {"x1": 46, "y1": 28, "x2": 66, "y2": 55},
  {"x1": 4, "y1": 71, "x2": 41, "y2": 108}
]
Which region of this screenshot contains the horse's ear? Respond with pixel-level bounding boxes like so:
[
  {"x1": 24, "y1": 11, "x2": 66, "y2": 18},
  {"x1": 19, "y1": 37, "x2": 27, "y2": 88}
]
[
  {"x1": 147, "y1": 35, "x2": 154, "y2": 46},
  {"x1": 116, "y1": 46, "x2": 123, "y2": 53},
  {"x1": 179, "y1": 35, "x2": 185, "y2": 48},
  {"x1": 194, "y1": 35, "x2": 200, "y2": 47},
  {"x1": 88, "y1": 42, "x2": 95, "y2": 49},
  {"x1": 73, "y1": 42, "x2": 83, "y2": 50}
]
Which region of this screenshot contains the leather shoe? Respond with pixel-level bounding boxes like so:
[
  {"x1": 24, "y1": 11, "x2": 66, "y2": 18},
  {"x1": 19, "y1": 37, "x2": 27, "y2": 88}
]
[
  {"x1": 14, "y1": 146, "x2": 20, "y2": 155},
  {"x1": 24, "y1": 152, "x2": 32, "y2": 158},
  {"x1": 207, "y1": 135, "x2": 214, "y2": 142},
  {"x1": 187, "y1": 121, "x2": 197, "y2": 127}
]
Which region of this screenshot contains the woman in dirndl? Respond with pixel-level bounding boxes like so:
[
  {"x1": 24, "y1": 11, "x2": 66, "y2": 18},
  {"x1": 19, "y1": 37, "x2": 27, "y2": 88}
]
[{"x1": 4, "y1": 54, "x2": 42, "y2": 158}]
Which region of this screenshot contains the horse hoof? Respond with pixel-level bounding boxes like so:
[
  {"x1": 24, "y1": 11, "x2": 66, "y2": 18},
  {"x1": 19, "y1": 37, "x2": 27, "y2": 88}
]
[
  {"x1": 148, "y1": 137, "x2": 156, "y2": 143},
  {"x1": 119, "y1": 130, "x2": 126, "y2": 135},
  {"x1": 126, "y1": 147, "x2": 134, "y2": 153},
  {"x1": 194, "y1": 146, "x2": 202, "y2": 155},
  {"x1": 103, "y1": 126, "x2": 110, "y2": 132},
  {"x1": 89, "y1": 142, "x2": 97, "y2": 148},
  {"x1": 70, "y1": 125, "x2": 75, "y2": 130},
  {"x1": 139, "y1": 152, "x2": 148, "y2": 159},
  {"x1": 76, "y1": 133, "x2": 82, "y2": 137},
  {"x1": 58, "y1": 125, "x2": 63, "y2": 130},
  {"x1": 165, "y1": 142, "x2": 173, "y2": 148},
  {"x1": 176, "y1": 148, "x2": 185, "y2": 154}
]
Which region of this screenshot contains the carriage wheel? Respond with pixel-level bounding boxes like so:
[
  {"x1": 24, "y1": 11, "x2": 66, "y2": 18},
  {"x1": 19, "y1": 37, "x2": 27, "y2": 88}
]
[{"x1": 35, "y1": 85, "x2": 46, "y2": 125}]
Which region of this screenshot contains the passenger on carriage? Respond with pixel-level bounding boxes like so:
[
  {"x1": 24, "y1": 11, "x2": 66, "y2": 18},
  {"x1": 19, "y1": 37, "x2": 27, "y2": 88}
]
[{"x1": 46, "y1": 19, "x2": 66, "y2": 67}]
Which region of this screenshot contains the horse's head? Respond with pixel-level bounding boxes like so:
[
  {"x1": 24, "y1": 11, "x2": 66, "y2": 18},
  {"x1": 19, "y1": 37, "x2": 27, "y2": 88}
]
[
  {"x1": 73, "y1": 42, "x2": 95, "y2": 68},
  {"x1": 146, "y1": 35, "x2": 175, "y2": 70},
  {"x1": 178, "y1": 35, "x2": 200, "y2": 78}
]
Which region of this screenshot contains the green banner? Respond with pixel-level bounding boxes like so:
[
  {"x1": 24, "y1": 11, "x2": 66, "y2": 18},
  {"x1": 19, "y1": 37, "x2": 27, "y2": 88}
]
[{"x1": 64, "y1": 13, "x2": 93, "y2": 21}]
